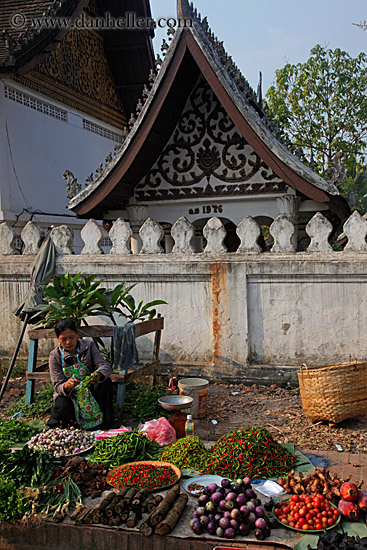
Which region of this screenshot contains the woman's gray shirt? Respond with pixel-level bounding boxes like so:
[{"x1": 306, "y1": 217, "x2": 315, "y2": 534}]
[{"x1": 49, "y1": 339, "x2": 112, "y2": 401}]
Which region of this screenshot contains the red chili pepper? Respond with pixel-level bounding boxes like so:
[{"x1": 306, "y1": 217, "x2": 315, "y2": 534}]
[{"x1": 109, "y1": 464, "x2": 178, "y2": 490}]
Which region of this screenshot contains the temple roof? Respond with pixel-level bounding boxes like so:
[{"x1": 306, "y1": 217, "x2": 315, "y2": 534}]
[
  {"x1": 0, "y1": 0, "x2": 155, "y2": 117},
  {"x1": 68, "y1": 0, "x2": 340, "y2": 219}
]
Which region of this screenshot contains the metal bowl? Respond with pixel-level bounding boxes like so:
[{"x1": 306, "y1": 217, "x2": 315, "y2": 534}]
[{"x1": 158, "y1": 395, "x2": 193, "y2": 411}]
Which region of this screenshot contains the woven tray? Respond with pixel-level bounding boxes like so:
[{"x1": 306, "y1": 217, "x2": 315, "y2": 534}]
[{"x1": 297, "y1": 358, "x2": 367, "y2": 423}]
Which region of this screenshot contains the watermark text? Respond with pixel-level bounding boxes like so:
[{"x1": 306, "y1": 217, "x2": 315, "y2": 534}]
[{"x1": 9, "y1": 12, "x2": 193, "y2": 31}]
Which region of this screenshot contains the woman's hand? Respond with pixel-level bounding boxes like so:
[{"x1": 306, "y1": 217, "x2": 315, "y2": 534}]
[{"x1": 64, "y1": 377, "x2": 80, "y2": 393}]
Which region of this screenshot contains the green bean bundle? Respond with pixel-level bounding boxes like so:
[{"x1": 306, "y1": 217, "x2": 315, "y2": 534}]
[
  {"x1": 201, "y1": 426, "x2": 296, "y2": 479},
  {"x1": 159, "y1": 436, "x2": 208, "y2": 470},
  {"x1": 89, "y1": 430, "x2": 160, "y2": 469}
]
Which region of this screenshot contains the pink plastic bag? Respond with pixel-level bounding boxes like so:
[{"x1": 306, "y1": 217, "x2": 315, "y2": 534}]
[
  {"x1": 95, "y1": 426, "x2": 131, "y2": 440},
  {"x1": 139, "y1": 417, "x2": 176, "y2": 446}
]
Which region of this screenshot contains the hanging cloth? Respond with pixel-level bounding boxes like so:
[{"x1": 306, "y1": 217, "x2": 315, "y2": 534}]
[{"x1": 61, "y1": 347, "x2": 103, "y2": 430}]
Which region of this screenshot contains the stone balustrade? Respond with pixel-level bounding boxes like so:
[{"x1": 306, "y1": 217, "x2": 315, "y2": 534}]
[{"x1": 0, "y1": 211, "x2": 366, "y2": 256}]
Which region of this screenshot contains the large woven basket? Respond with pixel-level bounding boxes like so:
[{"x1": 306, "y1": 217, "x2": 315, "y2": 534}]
[{"x1": 297, "y1": 359, "x2": 367, "y2": 423}]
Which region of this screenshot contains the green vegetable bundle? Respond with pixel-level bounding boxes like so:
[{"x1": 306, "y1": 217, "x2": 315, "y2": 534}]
[
  {"x1": 0, "y1": 478, "x2": 27, "y2": 523},
  {"x1": 0, "y1": 420, "x2": 39, "y2": 451},
  {"x1": 0, "y1": 446, "x2": 57, "y2": 488},
  {"x1": 89, "y1": 430, "x2": 160, "y2": 469},
  {"x1": 159, "y1": 436, "x2": 208, "y2": 470},
  {"x1": 201, "y1": 426, "x2": 296, "y2": 479}
]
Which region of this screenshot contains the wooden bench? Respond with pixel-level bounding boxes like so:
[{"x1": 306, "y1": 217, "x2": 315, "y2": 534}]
[{"x1": 25, "y1": 316, "x2": 164, "y2": 409}]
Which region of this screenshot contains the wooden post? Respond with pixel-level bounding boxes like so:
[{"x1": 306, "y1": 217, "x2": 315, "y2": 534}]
[
  {"x1": 25, "y1": 339, "x2": 38, "y2": 405},
  {"x1": 152, "y1": 314, "x2": 162, "y2": 386}
]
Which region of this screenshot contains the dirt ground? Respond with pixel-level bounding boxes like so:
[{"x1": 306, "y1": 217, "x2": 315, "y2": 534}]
[{"x1": 1, "y1": 375, "x2": 367, "y2": 454}]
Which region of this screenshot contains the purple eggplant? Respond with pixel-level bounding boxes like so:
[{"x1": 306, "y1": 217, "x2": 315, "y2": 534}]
[
  {"x1": 211, "y1": 492, "x2": 223, "y2": 506},
  {"x1": 239, "y1": 522, "x2": 250, "y2": 536},
  {"x1": 219, "y1": 517, "x2": 230, "y2": 530},
  {"x1": 224, "y1": 527, "x2": 235, "y2": 539}
]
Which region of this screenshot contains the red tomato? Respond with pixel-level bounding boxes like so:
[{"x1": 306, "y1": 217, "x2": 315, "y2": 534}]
[
  {"x1": 302, "y1": 524, "x2": 309, "y2": 530},
  {"x1": 274, "y1": 508, "x2": 281, "y2": 517},
  {"x1": 292, "y1": 495, "x2": 300, "y2": 503},
  {"x1": 327, "y1": 518, "x2": 335, "y2": 526},
  {"x1": 298, "y1": 518, "x2": 306, "y2": 527},
  {"x1": 294, "y1": 512, "x2": 300, "y2": 521},
  {"x1": 299, "y1": 507, "x2": 307, "y2": 517}
]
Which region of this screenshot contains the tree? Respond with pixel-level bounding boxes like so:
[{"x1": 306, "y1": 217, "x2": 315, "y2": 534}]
[{"x1": 266, "y1": 45, "x2": 367, "y2": 177}]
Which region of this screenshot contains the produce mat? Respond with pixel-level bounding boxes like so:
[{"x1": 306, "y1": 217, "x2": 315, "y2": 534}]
[{"x1": 0, "y1": 485, "x2": 302, "y2": 550}]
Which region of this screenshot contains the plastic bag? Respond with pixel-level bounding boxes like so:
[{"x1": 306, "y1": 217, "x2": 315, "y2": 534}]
[
  {"x1": 139, "y1": 417, "x2": 176, "y2": 446},
  {"x1": 95, "y1": 426, "x2": 132, "y2": 440}
]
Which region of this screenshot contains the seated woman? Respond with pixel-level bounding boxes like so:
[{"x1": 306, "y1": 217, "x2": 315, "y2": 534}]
[{"x1": 47, "y1": 318, "x2": 114, "y2": 430}]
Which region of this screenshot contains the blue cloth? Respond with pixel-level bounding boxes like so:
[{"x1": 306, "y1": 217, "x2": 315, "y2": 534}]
[{"x1": 113, "y1": 323, "x2": 139, "y2": 372}]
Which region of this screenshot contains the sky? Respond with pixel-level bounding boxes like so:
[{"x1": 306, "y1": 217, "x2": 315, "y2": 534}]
[{"x1": 150, "y1": 0, "x2": 366, "y2": 94}]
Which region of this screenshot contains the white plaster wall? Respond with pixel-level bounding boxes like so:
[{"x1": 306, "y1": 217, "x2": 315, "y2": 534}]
[
  {"x1": 0, "y1": 79, "x2": 123, "y2": 224},
  {"x1": 248, "y1": 273, "x2": 367, "y2": 365},
  {"x1": 1, "y1": 253, "x2": 367, "y2": 383}
]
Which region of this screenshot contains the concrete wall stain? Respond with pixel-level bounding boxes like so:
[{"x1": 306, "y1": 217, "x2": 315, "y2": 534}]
[{"x1": 210, "y1": 261, "x2": 228, "y2": 364}]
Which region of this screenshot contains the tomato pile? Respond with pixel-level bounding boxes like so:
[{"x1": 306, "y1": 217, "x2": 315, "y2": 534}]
[{"x1": 274, "y1": 494, "x2": 340, "y2": 531}]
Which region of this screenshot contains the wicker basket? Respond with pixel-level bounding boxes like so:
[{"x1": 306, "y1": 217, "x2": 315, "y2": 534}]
[{"x1": 297, "y1": 359, "x2": 367, "y2": 423}]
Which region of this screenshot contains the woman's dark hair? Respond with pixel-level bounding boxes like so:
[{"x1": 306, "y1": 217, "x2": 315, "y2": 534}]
[{"x1": 54, "y1": 318, "x2": 78, "y2": 337}]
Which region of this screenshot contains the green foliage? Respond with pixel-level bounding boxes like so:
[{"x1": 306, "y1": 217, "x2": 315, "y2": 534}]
[
  {"x1": 0, "y1": 478, "x2": 27, "y2": 523},
  {"x1": 0, "y1": 420, "x2": 39, "y2": 451},
  {"x1": 104, "y1": 282, "x2": 167, "y2": 323},
  {"x1": 266, "y1": 45, "x2": 367, "y2": 176},
  {"x1": 0, "y1": 446, "x2": 57, "y2": 488},
  {"x1": 122, "y1": 382, "x2": 173, "y2": 422},
  {"x1": 32, "y1": 273, "x2": 107, "y2": 328},
  {"x1": 6, "y1": 383, "x2": 54, "y2": 418},
  {"x1": 340, "y1": 166, "x2": 367, "y2": 213},
  {"x1": 32, "y1": 273, "x2": 167, "y2": 327}
]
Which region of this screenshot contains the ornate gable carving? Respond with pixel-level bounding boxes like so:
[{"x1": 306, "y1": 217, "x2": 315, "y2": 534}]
[
  {"x1": 135, "y1": 77, "x2": 286, "y2": 201},
  {"x1": 16, "y1": 25, "x2": 125, "y2": 127}
]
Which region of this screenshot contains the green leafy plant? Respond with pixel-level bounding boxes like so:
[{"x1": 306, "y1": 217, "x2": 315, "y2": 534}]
[
  {"x1": 0, "y1": 420, "x2": 39, "y2": 451},
  {"x1": 32, "y1": 273, "x2": 107, "y2": 328},
  {"x1": 6, "y1": 383, "x2": 54, "y2": 418},
  {"x1": 266, "y1": 45, "x2": 367, "y2": 176},
  {"x1": 0, "y1": 478, "x2": 27, "y2": 523},
  {"x1": 33, "y1": 273, "x2": 167, "y2": 327},
  {"x1": 122, "y1": 382, "x2": 173, "y2": 421}
]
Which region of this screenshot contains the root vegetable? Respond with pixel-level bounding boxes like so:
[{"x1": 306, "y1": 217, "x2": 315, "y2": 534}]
[{"x1": 150, "y1": 484, "x2": 180, "y2": 528}]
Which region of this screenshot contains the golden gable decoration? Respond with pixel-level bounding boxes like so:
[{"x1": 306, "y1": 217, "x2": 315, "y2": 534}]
[{"x1": 16, "y1": 28, "x2": 125, "y2": 127}]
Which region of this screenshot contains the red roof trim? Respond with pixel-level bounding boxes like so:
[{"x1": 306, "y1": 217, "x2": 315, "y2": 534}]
[
  {"x1": 186, "y1": 33, "x2": 329, "y2": 203},
  {"x1": 75, "y1": 31, "x2": 188, "y2": 216}
]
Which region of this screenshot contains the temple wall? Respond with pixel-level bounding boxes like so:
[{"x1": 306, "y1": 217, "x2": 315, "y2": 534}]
[{"x1": 0, "y1": 212, "x2": 366, "y2": 385}]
